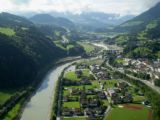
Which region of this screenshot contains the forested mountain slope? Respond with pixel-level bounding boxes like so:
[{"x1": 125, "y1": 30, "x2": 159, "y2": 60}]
[
  {"x1": 0, "y1": 12, "x2": 66, "y2": 89},
  {"x1": 113, "y1": 3, "x2": 160, "y2": 59},
  {"x1": 114, "y1": 2, "x2": 160, "y2": 34}
]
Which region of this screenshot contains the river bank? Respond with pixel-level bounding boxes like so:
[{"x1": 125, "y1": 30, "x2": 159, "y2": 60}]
[{"x1": 19, "y1": 57, "x2": 81, "y2": 120}]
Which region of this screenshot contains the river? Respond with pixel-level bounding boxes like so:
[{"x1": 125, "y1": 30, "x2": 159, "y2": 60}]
[{"x1": 20, "y1": 61, "x2": 76, "y2": 120}]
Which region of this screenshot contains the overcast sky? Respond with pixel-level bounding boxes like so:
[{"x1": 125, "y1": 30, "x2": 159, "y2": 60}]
[{"x1": 0, "y1": 0, "x2": 160, "y2": 15}]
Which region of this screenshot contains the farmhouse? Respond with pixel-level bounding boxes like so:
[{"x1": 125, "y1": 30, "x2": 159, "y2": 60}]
[{"x1": 108, "y1": 89, "x2": 115, "y2": 97}]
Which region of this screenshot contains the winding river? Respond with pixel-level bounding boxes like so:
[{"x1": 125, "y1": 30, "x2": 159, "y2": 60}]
[{"x1": 20, "y1": 61, "x2": 76, "y2": 120}]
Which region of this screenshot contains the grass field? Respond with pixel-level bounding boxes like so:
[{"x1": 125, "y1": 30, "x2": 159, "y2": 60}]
[
  {"x1": 120, "y1": 21, "x2": 143, "y2": 27},
  {"x1": 106, "y1": 104, "x2": 150, "y2": 120},
  {"x1": 101, "y1": 80, "x2": 118, "y2": 89},
  {"x1": 146, "y1": 21, "x2": 157, "y2": 30},
  {"x1": 63, "y1": 90, "x2": 70, "y2": 96},
  {"x1": 92, "y1": 81, "x2": 100, "y2": 88},
  {"x1": 115, "y1": 58, "x2": 125, "y2": 64},
  {"x1": 63, "y1": 102, "x2": 80, "y2": 108},
  {"x1": 54, "y1": 41, "x2": 66, "y2": 50},
  {"x1": 78, "y1": 42, "x2": 95, "y2": 53},
  {"x1": 0, "y1": 27, "x2": 15, "y2": 36},
  {"x1": 3, "y1": 102, "x2": 22, "y2": 120},
  {"x1": 133, "y1": 96, "x2": 146, "y2": 103},
  {"x1": 64, "y1": 69, "x2": 90, "y2": 81},
  {"x1": 64, "y1": 71, "x2": 80, "y2": 81},
  {"x1": 67, "y1": 44, "x2": 74, "y2": 50},
  {"x1": 63, "y1": 117, "x2": 87, "y2": 120},
  {"x1": 0, "y1": 91, "x2": 14, "y2": 105}
]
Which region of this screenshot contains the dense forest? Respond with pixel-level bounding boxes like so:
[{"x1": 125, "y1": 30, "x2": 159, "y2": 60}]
[{"x1": 0, "y1": 12, "x2": 84, "y2": 89}]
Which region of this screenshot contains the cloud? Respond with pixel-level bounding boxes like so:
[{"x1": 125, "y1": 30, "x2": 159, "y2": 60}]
[
  {"x1": 10, "y1": 0, "x2": 30, "y2": 5},
  {"x1": 0, "y1": 0, "x2": 160, "y2": 15}
]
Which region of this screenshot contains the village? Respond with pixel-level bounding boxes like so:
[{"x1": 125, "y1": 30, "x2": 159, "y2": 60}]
[
  {"x1": 59, "y1": 58, "x2": 149, "y2": 120},
  {"x1": 109, "y1": 57, "x2": 160, "y2": 86}
]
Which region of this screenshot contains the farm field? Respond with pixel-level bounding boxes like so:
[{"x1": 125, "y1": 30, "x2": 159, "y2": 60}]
[{"x1": 106, "y1": 104, "x2": 151, "y2": 120}]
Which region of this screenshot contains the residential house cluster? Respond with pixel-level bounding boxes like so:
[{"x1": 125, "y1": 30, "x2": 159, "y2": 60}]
[
  {"x1": 90, "y1": 64, "x2": 110, "y2": 80},
  {"x1": 107, "y1": 82, "x2": 133, "y2": 104}
]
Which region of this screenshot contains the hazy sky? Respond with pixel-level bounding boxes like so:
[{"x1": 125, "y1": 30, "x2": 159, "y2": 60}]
[{"x1": 0, "y1": 0, "x2": 160, "y2": 15}]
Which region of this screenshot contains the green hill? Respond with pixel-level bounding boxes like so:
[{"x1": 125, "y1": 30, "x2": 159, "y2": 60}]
[
  {"x1": 113, "y1": 2, "x2": 160, "y2": 59},
  {"x1": 0, "y1": 13, "x2": 67, "y2": 89},
  {"x1": 114, "y1": 2, "x2": 160, "y2": 34}
]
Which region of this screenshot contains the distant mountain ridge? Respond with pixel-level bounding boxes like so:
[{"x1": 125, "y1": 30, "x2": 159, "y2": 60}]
[
  {"x1": 51, "y1": 12, "x2": 135, "y2": 31},
  {"x1": 30, "y1": 14, "x2": 75, "y2": 29},
  {"x1": 23, "y1": 11, "x2": 135, "y2": 31},
  {"x1": 114, "y1": 2, "x2": 160, "y2": 33},
  {"x1": 0, "y1": 12, "x2": 34, "y2": 27},
  {"x1": 113, "y1": 2, "x2": 160, "y2": 60}
]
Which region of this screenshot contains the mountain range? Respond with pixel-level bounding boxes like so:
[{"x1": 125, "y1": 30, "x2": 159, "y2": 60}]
[
  {"x1": 30, "y1": 14, "x2": 75, "y2": 29},
  {"x1": 21, "y1": 11, "x2": 135, "y2": 31}
]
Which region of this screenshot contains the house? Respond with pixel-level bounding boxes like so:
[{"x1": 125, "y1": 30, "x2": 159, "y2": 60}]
[
  {"x1": 96, "y1": 107, "x2": 106, "y2": 115},
  {"x1": 63, "y1": 96, "x2": 69, "y2": 102},
  {"x1": 112, "y1": 96, "x2": 122, "y2": 104},
  {"x1": 71, "y1": 89, "x2": 81, "y2": 95},
  {"x1": 77, "y1": 64, "x2": 89, "y2": 69},
  {"x1": 81, "y1": 99, "x2": 88, "y2": 108},
  {"x1": 86, "y1": 89, "x2": 96, "y2": 95},
  {"x1": 122, "y1": 94, "x2": 133, "y2": 103},
  {"x1": 89, "y1": 99, "x2": 98, "y2": 107},
  {"x1": 80, "y1": 92, "x2": 86, "y2": 100},
  {"x1": 98, "y1": 92, "x2": 107, "y2": 99},
  {"x1": 63, "y1": 79, "x2": 81, "y2": 86},
  {"x1": 117, "y1": 82, "x2": 128, "y2": 89},
  {"x1": 75, "y1": 70, "x2": 83, "y2": 78},
  {"x1": 90, "y1": 65, "x2": 101, "y2": 73},
  {"x1": 143, "y1": 100, "x2": 151, "y2": 106},
  {"x1": 81, "y1": 77, "x2": 91, "y2": 85},
  {"x1": 73, "y1": 108, "x2": 84, "y2": 116},
  {"x1": 96, "y1": 71, "x2": 109, "y2": 80},
  {"x1": 108, "y1": 89, "x2": 115, "y2": 97},
  {"x1": 86, "y1": 108, "x2": 96, "y2": 116},
  {"x1": 62, "y1": 108, "x2": 73, "y2": 116}
]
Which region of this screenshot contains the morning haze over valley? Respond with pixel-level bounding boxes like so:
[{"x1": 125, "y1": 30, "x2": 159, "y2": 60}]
[{"x1": 0, "y1": 0, "x2": 160, "y2": 120}]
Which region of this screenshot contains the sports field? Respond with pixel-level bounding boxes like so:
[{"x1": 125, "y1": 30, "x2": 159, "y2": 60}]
[{"x1": 106, "y1": 104, "x2": 152, "y2": 120}]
